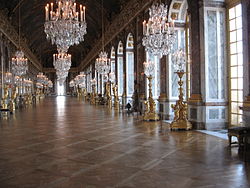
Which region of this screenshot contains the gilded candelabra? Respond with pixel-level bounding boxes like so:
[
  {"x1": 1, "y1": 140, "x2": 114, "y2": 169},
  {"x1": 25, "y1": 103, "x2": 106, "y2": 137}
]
[
  {"x1": 9, "y1": 87, "x2": 18, "y2": 113},
  {"x1": 170, "y1": 49, "x2": 192, "y2": 130},
  {"x1": 143, "y1": 75, "x2": 159, "y2": 121},
  {"x1": 112, "y1": 84, "x2": 119, "y2": 110},
  {"x1": 143, "y1": 61, "x2": 159, "y2": 121},
  {"x1": 35, "y1": 88, "x2": 41, "y2": 102},
  {"x1": 1, "y1": 85, "x2": 9, "y2": 110},
  {"x1": 77, "y1": 87, "x2": 83, "y2": 99},
  {"x1": 106, "y1": 81, "x2": 112, "y2": 109},
  {"x1": 170, "y1": 72, "x2": 192, "y2": 130},
  {"x1": 90, "y1": 79, "x2": 97, "y2": 105},
  {"x1": 83, "y1": 88, "x2": 87, "y2": 101}
]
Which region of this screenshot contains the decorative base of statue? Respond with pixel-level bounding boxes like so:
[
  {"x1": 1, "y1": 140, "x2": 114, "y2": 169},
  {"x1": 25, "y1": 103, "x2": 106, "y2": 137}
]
[
  {"x1": 9, "y1": 101, "x2": 15, "y2": 114},
  {"x1": 143, "y1": 112, "x2": 160, "y2": 121},
  {"x1": 170, "y1": 120, "x2": 192, "y2": 130}
]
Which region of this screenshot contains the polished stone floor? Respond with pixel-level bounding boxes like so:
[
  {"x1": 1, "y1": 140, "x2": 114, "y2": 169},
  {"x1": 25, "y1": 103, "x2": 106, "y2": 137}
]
[{"x1": 0, "y1": 96, "x2": 249, "y2": 188}]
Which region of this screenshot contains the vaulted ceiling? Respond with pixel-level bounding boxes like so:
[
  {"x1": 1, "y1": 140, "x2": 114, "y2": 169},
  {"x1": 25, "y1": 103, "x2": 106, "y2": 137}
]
[{"x1": 0, "y1": 0, "x2": 129, "y2": 68}]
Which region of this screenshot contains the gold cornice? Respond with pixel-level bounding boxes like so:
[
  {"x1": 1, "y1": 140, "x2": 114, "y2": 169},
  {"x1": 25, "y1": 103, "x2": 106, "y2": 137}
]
[
  {"x1": 188, "y1": 94, "x2": 203, "y2": 103},
  {"x1": 0, "y1": 10, "x2": 42, "y2": 71},
  {"x1": 78, "y1": 0, "x2": 155, "y2": 71}
]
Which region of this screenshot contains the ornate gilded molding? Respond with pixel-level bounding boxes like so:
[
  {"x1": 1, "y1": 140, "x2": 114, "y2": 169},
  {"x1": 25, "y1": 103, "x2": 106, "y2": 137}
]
[
  {"x1": 0, "y1": 10, "x2": 42, "y2": 71},
  {"x1": 79, "y1": 0, "x2": 154, "y2": 70}
]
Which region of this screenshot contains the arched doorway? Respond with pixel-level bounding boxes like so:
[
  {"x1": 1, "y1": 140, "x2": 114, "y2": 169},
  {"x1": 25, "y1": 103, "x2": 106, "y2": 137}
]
[{"x1": 56, "y1": 81, "x2": 66, "y2": 96}]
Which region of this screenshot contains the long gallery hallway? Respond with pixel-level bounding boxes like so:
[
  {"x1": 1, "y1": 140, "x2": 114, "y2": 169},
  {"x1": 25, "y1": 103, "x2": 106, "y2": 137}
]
[{"x1": 0, "y1": 97, "x2": 249, "y2": 188}]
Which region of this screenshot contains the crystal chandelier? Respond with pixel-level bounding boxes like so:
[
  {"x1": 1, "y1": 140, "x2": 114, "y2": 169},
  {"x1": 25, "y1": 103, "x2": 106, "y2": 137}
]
[
  {"x1": 90, "y1": 78, "x2": 97, "y2": 86},
  {"x1": 69, "y1": 80, "x2": 75, "y2": 88},
  {"x1": 23, "y1": 79, "x2": 33, "y2": 86},
  {"x1": 12, "y1": 51, "x2": 28, "y2": 76},
  {"x1": 53, "y1": 52, "x2": 72, "y2": 84},
  {"x1": 12, "y1": 0, "x2": 28, "y2": 77},
  {"x1": 48, "y1": 80, "x2": 53, "y2": 88},
  {"x1": 95, "y1": 51, "x2": 110, "y2": 75},
  {"x1": 37, "y1": 72, "x2": 46, "y2": 83},
  {"x1": 44, "y1": 0, "x2": 87, "y2": 53},
  {"x1": 142, "y1": 3, "x2": 176, "y2": 57},
  {"x1": 36, "y1": 72, "x2": 53, "y2": 88},
  {"x1": 95, "y1": 0, "x2": 110, "y2": 76},
  {"x1": 109, "y1": 72, "x2": 116, "y2": 83},
  {"x1": 172, "y1": 48, "x2": 186, "y2": 72},
  {"x1": 4, "y1": 72, "x2": 13, "y2": 85},
  {"x1": 36, "y1": 82, "x2": 43, "y2": 89},
  {"x1": 72, "y1": 72, "x2": 86, "y2": 88}
]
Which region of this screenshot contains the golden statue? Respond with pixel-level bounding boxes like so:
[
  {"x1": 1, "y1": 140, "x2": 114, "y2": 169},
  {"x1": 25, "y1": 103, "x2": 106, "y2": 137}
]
[
  {"x1": 170, "y1": 72, "x2": 192, "y2": 130},
  {"x1": 90, "y1": 85, "x2": 97, "y2": 105},
  {"x1": 106, "y1": 82, "x2": 112, "y2": 108},
  {"x1": 1, "y1": 85, "x2": 9, "y2": 109},
  {"x1": 9, "y1": 87, "x2": 18, "y2": 113},
  {"x1": 143, "y1": 75, "x2": 159, "y2": 121},
  {"x1": 112, "y1": 84, "x2": 119, "y2": 110},
  {"x1": 83, "y1": 88, "x2": 87, "y2": 101}
]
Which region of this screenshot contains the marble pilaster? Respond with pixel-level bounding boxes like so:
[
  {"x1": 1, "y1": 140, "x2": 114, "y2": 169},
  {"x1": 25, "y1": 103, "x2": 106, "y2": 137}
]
[{"x1": 242, "y1": 0, "x2": 250, "y2": 125}]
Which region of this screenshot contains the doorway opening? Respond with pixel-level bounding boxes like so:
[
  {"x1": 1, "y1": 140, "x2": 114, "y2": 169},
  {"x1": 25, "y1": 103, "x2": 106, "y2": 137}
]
[{"x1": 57, "y1": 82, "x2": 65, "y2": 96}]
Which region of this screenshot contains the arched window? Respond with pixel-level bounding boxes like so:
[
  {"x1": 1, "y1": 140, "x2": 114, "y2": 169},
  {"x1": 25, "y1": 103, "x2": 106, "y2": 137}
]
[
  {"x1": 110, "y1": 46, "x2": 116, "y2": 73},
  {"x1": 117, "y1": 41, "x2": 124, "y2": 96},
  {"x1": 0, "y1": 46, "x2": 2, "y2": 100},
  {"x1": 86, "y1": 66, "x2": 92, "y2": 93},
  {"x1": 126, "y1": 33, "x2": 134, "y2": 99},
  {"x1": 110, "y1": 47, "x2": 116, "y2": 95}
]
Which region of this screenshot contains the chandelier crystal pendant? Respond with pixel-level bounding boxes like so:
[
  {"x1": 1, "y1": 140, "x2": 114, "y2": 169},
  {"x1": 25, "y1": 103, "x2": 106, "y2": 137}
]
[
  {"x1": 142, "y1": 3, "x2": 176, "y2": 58},
  {"x1": 44, "y1": 0, "x2": 87, "y2": 53}
]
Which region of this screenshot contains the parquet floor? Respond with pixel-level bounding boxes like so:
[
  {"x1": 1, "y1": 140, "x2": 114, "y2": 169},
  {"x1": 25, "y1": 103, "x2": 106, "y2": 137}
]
[{"x1": 0, "y1": 96, "x2": 249, "y2": 188}]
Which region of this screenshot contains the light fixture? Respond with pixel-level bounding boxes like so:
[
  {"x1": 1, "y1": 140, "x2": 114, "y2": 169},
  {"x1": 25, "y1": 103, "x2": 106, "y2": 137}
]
[
  {"x1": 95, "y1": 51, "x2": 110, "y2": 75},
  {"x1": 172, "y1": 48, "x2": 186, "y2": 72},
  {"x1": 142, "y1": 3, "x2": 176, "y2": 57},
  {"x1": 44, "y1": 0, "x2": 87, "y2": 53},
  {"x1": 53, "y1": 52, "x2": 72, "y2": 84},
  {"x1": 143, "y1": 61, "x2": 159, "y2": 121},
  {"x1": 170, "y1": 48, "x2": 192, "y2": 130},
  {"x1": 12, "y1": 0, "x2": 28, "y2": 77},
  {"x1": 4, "y1": 72, "x2": 13, "y2": 85},
  {"x1": 109, "y1": 72, "x2": 116, "y2": 83},
  {"x1": 95, "y1": 0, "x2": 110, "y2": 76}
]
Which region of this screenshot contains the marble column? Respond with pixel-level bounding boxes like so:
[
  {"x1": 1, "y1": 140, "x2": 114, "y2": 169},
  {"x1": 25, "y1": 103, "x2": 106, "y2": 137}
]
[
  {"x1": 187, "y1": 0, "x2": 228, "y2": 130},
  {"x1": 122, "y1": 38, "x2": 127, "y2": 105},
  {"x1": 136, "y1": 14, "x2": 146, "y2": 113},
  {"x1": 158, "y1": 56, "x2": 169, "y2": 119},
  {"x1": 187, "y1": 0, "x2": 204, "y2": 129}
]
